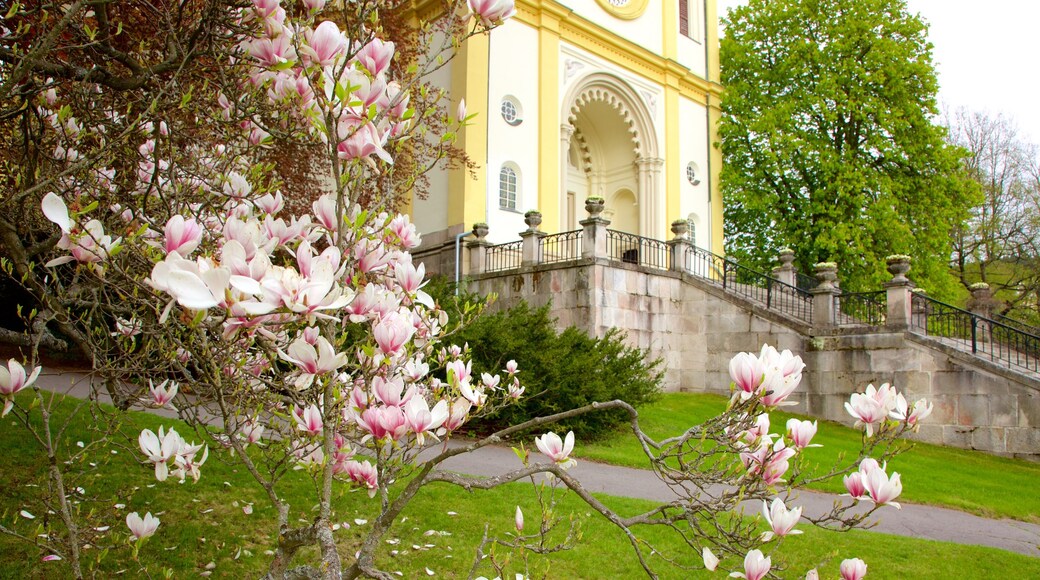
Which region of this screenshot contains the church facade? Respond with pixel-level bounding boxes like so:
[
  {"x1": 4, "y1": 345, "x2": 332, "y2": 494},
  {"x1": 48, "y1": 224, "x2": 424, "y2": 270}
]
[{"x1": 411, "y1": 0, "x2": 724, "y2": 271}]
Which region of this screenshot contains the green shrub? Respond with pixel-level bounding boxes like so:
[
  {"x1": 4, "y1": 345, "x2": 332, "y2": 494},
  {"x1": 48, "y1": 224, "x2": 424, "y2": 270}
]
[{"x1": 429, "y1": 280, "x2": 661, "y2": 440}]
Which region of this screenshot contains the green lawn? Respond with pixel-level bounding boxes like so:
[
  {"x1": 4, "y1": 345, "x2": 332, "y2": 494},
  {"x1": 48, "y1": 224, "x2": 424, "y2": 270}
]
[
  {"x1": 2, "y1": 394, "x2": 1039, "y2": 578},
  {"x1": 578, "y1": 392, "x2": 1040, "y2": 522}
]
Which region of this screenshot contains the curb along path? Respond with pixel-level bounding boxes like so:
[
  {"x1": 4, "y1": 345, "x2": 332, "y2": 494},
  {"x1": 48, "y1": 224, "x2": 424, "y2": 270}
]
[{"x1": 34, "y1": 370, "x2": 1040, "y2": 558}]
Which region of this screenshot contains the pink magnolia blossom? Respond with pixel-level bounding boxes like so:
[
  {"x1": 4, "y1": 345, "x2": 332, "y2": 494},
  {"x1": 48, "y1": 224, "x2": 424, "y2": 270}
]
[
  {"x1": 148, "y1": 254, "x2": 231, "y2": 313},
  {"x1": 172, "y1": 442, "x2": 208, "y2": 482},
  {"x1": 295, "y1": 404, "x2": 324, "y2": 436},
  {"x1": 840, "y1": 558, "x2": 868, "y2": 580},
  {"x1": 139, "y1": 427, "x2": 184, "y2": 481},
  {"x1": 302, "y1": 0, "x2": 325, "y2": 11},
  {"x1": 336, "y1": 119, "x2": 393, "y2": 166},
  {"x1": 255, "y1": 191, "x2": 285, "y2": 215},
  {"x1": 147, "y1": 379, "x2": 178, "y2": 409},
  {"x1": 387, "y1": 214, "x2": 421, "y2": 249},
  {"x1": 355, "y1": 37, "x2": 395, "y2": 77},
  {"x1": 356, "y1": 405, "x2": 407, "y2": 441},
  {"x1": 729, "y1": 351, "x2": 764, "y2": 400},
  {"x1": 403, "y1": 397, "x2": 448, "y2": 445},
  {"x1": 344, "y1": 459, "x2": 378, "y2": 497},
  {"x1": 312, "y1": 194, "x2": 338, "y2": 232},
  {"x1": 240, "y1": 420, "x2": 265, "y2": 445},
  {"x1": 732, "y1": 549, "x2": 771, "y2": 580},
  {"x1": 504, "y1": 360, "x2": 519, "y2": 374},
  {"x1": 890, "y1": 393, "x2": 933, "y2": 428},
  {"x1": 845, "y1": 383, "x2": 897, "y2": 437},
  {"x1": 0, "y1": 359, "x2": 42, "y2": 416},
  {"x1": 514, "y1": 506, "x2": 524, "y2": 533},
  {"x1": 761, "y1": 497, "x2": 803, "y2": 541},
  {"x1": 467, "y1": 0, "x2": 516, "y2": 27},
  {"x1": 244, "y1": 34, "x2": 296, "y2": 67},
  {"x1": 163, "y1": 215, "x2": 203, "y2": 255},
  {"x1": 373, "y1": 311, "x2": 415, "y2": 356},
  {"x1": 786, "y1": 418, "x2": 820, "y2": 449},
  {"x1": 844, "y1": 471, "x2": 867, "y2": 499},
  {"x1": 126, "y1": 512, "x2": 160, "y2": 540},
  {"x1": 442, "y1": 397, "x2": 472, "y2": 432},
  {"x1": 301, "y1": 21, "x2": 346, "y2": 67},
  {"x1": 864, "y1": 465, "x2": 902, "y2": 509},
  {"x1": 278, "y1": 336, "x2": 348, "y2": 390},
  {"x1": 372, "y1": 375, "x2": 414, "y2": 407},
  {"x1": 535, "y1": 430, "x2": 576, "y2": 470}
]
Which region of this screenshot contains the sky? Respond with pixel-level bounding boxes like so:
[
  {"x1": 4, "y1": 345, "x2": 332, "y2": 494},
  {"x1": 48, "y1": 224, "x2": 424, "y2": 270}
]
[{"x1": 716, "y1": 0, "x2": 1040, "y2": 142}]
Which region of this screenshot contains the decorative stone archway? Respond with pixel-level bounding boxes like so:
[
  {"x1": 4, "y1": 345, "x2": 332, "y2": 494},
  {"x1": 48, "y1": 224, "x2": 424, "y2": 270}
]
[{"x1": 560, "y1": 73, "x2": 662, "y2": 235}]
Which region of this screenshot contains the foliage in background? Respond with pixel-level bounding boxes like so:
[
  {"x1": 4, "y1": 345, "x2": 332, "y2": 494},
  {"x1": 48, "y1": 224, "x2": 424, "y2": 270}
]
[
  {"x1": 430, "y1": 279, "x2": 662, "y2": 440},
  {"x1": 719, "y1": 0, "x2": 979, "y2": 297},
  {"x1": 945, "y1": 108, "x2": 1040, "y2": 324}
]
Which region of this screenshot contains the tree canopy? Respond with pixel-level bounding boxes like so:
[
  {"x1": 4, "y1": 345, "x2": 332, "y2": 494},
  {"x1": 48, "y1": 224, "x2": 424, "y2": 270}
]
[{"x1": 719, "y1": 0, "x2": 978, "y2": 295}]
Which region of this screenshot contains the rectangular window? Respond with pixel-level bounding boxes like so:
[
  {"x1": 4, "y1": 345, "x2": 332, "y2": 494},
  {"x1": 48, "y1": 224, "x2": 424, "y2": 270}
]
[
  {"x1": 499, "y1": 167, "x2": 517, "y2": 210},
  {"x1": 679, "y1": 0, "x2": 690, "y2": 38}
]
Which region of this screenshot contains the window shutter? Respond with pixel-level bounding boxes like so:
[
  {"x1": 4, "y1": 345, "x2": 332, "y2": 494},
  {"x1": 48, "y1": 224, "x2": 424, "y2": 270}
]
[{"x1": 679, "y1": 0, "x2": 689, "y2": 37}]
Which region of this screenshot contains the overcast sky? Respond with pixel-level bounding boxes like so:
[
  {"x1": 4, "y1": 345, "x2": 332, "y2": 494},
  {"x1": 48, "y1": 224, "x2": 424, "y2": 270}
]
[{"x1": 716, "y1": 0, "x2": 1040, "y2": 142}]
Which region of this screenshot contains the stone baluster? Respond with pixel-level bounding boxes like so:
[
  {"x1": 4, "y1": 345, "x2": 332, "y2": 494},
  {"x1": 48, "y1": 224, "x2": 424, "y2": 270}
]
[
  {"x1": 667, "y1": 219, "x2": 692, "y2": 273},
  {"x1": 967, "y1": 282, "x2": 999, "y2": 345},
  {"x1": 580, "y1": 197, "x2": 610, "y2": 260},
  {"x1": 520, "y1": 210, "x2": 545, "y2": 267},
  {"x1": 884, "y1": 255, "x2": 913, "y2": 329},
  {"x1": 773, "y1": 248, "x2": 796, "y2": 286},
  {"x1": 810, "y1": 262, "x2": 839, "y2": 327},
  {"x1": 467, "y1": 223, "x2": 490, "y2": 276}
]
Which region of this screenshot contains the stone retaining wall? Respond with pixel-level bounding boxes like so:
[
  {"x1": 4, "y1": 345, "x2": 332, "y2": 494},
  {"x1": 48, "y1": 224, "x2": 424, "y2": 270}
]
[{"x1": 470, "y1": 260, "x2": 1040, "y2": 459}]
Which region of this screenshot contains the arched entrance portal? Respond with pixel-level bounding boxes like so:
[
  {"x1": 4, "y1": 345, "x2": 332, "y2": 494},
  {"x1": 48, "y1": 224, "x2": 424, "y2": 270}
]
[{"x1": 560, "y1": 74, "x2": 662, "y2": 236}]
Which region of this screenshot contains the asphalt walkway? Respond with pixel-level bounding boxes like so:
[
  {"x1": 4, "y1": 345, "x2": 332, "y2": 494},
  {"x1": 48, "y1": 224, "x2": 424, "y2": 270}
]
[{"x1": 31, "y1": 370, "x2": 1040, "y2": 558}]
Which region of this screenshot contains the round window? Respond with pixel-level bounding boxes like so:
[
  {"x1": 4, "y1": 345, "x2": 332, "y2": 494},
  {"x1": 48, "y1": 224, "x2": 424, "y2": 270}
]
[
  {"x1": 686, "y1": 162, "x2": 701, "y2": 186},
  {"x1": 500, "y1": 96, "x2": 522, "y2": 126}
]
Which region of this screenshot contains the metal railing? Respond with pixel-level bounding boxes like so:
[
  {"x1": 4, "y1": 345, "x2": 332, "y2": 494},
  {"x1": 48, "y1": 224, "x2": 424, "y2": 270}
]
[
  {"x1": 834, "y1": 291, "x2": 887, "y2": 327},
  {"x1": 910, "y1": 293, "x2": 1040, "y2": 373},
  {"x1": 540, "y1": 229, "x2": 582, "y2": 265},
  {"x1": 606, "y1": 230, "x2": 670, "y2": 270},
  {"x1": 684, "y1": 245, "x2": 813, "y2": 324},
  {"x1": 485, "y1": 240, "x2": 522, "y2": 273},
  {"x1": 795, "y1": 271, "x2": 818, "y2": 292}
]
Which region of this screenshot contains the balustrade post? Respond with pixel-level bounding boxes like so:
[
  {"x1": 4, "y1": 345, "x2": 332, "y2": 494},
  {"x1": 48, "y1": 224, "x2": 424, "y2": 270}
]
[
  {"x1": 520, "y1": 210, "x2": 545, "y2": 267},
  {"x1": 884, "y1": 255, "x2": 913, "y2": 329},
  {"x1": 774, "y1": 248, "x2": 796, "y2": 286},
  {"x1": 967, "y1": 282, "x2": 997, "y2": 345},
  {"x1": 580, "y1": 197, "x2": 610, "y2": 260},
  {"x1": 667, "y1": 219, "x2": 692, "y2": 273},
  {"x1": 466, "y1": 223, "x2": 490, "y2": 276},
  {"x1": 810, "y1": 262, "x2": 839, "y2": 328}
]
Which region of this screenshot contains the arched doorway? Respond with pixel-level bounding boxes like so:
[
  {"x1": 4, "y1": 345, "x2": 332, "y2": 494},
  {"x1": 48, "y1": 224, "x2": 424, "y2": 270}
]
[{"x1": 560, "y1": 73, "x2": 661, "y2": 236}]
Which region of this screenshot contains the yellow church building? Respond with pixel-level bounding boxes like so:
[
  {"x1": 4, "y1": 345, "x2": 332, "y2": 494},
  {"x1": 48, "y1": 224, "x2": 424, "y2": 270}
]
[{"x1": 411, "y1": 0, "x2": 724, "y2": 272}]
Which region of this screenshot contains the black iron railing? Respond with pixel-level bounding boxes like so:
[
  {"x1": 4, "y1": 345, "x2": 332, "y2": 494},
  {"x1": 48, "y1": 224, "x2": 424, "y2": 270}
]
[
  {"x1": 910, "y1": 294, "x2": 1040, "y2": 373},
  {"x1": 540, "y1": 229, "x2": 582, "y2": 265},
  {"x1": 684, "y1": 245, "x2": 813, "y2": 324},
  {"x1": 606, "y1": 230, "x2": 670, "y2": 270},
  {"x1": 795, "y1": 271, "x2": 817, "y2": 292},
  {"x1": 485, "y1": 240, "x2": 522, "y2": 273},
  {"x1": 834, "y1": 291, "x2": 887, "y2": 326}
]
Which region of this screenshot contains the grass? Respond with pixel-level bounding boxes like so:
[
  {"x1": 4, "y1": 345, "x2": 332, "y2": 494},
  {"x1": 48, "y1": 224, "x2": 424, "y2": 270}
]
[
  {"x1": 1, "y1": 394, "x2": 1039, "y2": 578},
  {"x1": 578, "y1": 392, "x2": 1040, "y2": 522}
]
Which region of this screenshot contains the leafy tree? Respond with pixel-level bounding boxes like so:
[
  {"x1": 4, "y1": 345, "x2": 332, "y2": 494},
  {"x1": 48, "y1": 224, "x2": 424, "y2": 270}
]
[
  {"x1": 946, "y1": 108, "x2": 1040, "y2": 323},
  {"x1": 719, "y1": 0, "x2": 979, "y2": 295}
]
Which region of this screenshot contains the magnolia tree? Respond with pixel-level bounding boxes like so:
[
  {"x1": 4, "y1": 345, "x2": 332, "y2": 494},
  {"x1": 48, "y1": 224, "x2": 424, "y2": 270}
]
[{"x1": 2, "y1": 1, "x2": 932, "y2": 579}]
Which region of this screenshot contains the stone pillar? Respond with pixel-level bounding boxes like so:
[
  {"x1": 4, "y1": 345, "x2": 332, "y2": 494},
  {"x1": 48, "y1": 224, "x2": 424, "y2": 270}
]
[
  {"x1": 466, "y1": 223, "x2": 490, "y2": 276},
  {"x1": 884, "y1": 256, "x2": 913, "y2": 329},
  {"x1": 810, "y1": 262, "x2": 839, "y2": 328},
  {"x1": 581, "y1": 197, "x2": 610, "y2": 260},
  {"x1": 667, "y1": 219, "x2": 692, "y2": 273},
  {"x1": 774, "y1": 248, "x2": 796, "y2": 286},
  {"x1": 636, "y1": 157, "x2": 664, "y2": 238},
  {"x1": 520, "y1": 211, "x2": 544, "y2": 267},
  {"x1": 967, "y1": 282, "x2": 999, "y2": 345},
  {"x1": 559, "y1": 124, "x2": 575, "y2": 225}
]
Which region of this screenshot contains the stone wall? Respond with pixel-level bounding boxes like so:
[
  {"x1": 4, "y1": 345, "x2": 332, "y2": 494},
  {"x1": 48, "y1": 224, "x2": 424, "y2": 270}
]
[{"x1": 468, "y1": 260, "x2": 1040, "y2": 459}]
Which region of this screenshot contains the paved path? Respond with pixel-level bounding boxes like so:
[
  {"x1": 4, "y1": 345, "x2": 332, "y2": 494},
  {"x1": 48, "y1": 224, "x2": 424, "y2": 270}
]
[{"x1": 33, "y1": 370, "x2": 1040, "y2": 558}]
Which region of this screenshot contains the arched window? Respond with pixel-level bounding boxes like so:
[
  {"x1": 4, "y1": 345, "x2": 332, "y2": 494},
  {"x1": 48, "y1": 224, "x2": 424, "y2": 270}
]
[{"x1": 499, "y1": 165, "x2": 518, "y2": 210}]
